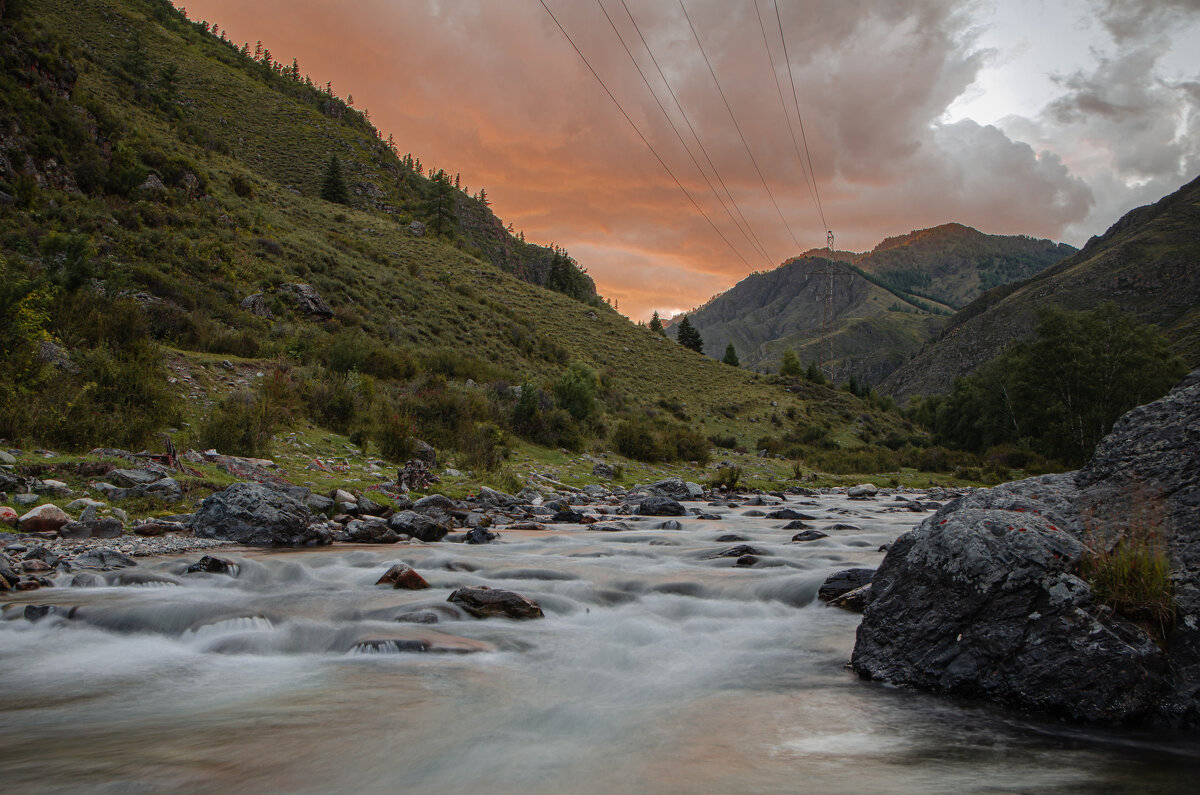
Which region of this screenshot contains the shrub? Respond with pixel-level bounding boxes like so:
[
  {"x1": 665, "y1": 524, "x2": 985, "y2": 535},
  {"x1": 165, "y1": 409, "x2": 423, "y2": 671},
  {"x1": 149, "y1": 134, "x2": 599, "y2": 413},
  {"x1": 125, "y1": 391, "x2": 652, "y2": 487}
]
[
  {"x1": 1080, "y1": 512, "x2": 1176, "y2": 641},
  {"x1": 553, "y1": 362, "x2": 599, "y2": 423},
  {"x1": 196, "y1": 389, "x2": 277, "y2": 457},
  {"x1": 707, "y1": 465, "x2": 742, "y2": 491}
]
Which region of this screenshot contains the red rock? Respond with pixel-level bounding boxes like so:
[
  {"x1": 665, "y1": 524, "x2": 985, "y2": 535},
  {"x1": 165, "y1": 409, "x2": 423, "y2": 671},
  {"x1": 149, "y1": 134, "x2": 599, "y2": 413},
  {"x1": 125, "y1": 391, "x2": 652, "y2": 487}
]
[
  {"x1": 375, "y1": 562, "x2": 430, "y2": 590},
  {"x1": 0, "y1": 506, "x2": 18, "y2": 526}
]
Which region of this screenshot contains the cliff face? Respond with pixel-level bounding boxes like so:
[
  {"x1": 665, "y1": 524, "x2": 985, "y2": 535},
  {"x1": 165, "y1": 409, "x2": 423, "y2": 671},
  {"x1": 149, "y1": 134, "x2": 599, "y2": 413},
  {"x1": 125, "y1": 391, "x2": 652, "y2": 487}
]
[
  {"x1": 881, "y1": 175, "x2": 1200, "y2": 403},
  {"x1": 852, "y1": 370, "x2": 1200, "y2": 727}
]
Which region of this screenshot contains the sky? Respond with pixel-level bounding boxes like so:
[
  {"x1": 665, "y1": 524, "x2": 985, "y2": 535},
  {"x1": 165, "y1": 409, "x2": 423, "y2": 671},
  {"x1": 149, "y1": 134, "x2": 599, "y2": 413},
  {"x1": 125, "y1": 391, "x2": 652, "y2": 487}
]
[{"x1": 181, "y1": 0, "x2": 1200, "y2": 321}]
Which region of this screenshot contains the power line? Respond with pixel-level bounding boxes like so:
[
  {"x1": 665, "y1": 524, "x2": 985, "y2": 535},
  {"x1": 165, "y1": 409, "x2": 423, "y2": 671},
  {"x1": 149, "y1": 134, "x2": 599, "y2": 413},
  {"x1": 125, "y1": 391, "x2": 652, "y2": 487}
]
[
  {"x1": 536, "y1": 0, "x2": 753, "y2": 270},
  {"x1": 753, "y1": 0, "x2": 822, "y2": 231},
  {"x1": 596, "y1": 0, "x2": 772, "y2": 266},
  {"x1": 774, "y1": 0, "x2": 828, "y2": 235},
  {"x1": 617, "y1": 0, "x2": 774, "y2": 266},
  {"x1": 677, "y1": 0, "x2": 802, "y2": 252}
]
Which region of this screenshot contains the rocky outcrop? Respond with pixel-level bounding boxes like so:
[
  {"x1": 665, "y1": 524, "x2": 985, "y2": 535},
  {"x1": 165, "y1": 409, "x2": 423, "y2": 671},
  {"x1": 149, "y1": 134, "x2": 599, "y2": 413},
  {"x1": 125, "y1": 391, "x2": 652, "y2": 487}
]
[
  {"x1": 192, "y1": 482, "x2": 332, "y2": 546},
  {"x1": 852, "y1": 371, "x2": 1200, "y2": 726},
  {"x1": 280, "y1": 283, "x2": 333, "y2": 319}
]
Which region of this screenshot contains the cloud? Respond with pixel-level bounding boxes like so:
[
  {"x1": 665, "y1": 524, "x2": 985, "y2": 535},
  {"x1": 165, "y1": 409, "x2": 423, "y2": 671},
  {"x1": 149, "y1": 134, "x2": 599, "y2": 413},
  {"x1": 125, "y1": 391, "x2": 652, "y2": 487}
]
[{"x1": 183, "y1": 0, "x2": 1196, "y2": 322}]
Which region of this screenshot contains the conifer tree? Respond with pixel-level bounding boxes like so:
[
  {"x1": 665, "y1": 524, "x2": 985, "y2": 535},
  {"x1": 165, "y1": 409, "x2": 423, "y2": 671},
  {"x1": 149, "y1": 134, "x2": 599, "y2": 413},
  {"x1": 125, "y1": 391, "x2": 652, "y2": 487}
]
[
  {"x1": 722, "y1": 342, "x2": 739, "y2": 367},
  {"x1": 676, "y1": 315, "x2": 703, "y2": 353},
  {"x1": 320, "y1": 154, "x2": 350, "y2": 205},
  {"x1": 648, "y1": 311, "x2": 665, "y2": 336}
]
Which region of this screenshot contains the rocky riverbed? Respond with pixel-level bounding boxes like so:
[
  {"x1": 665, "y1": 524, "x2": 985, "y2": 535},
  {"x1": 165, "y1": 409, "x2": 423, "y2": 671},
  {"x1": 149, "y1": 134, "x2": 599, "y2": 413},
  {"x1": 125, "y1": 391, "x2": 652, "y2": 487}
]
[{"x1": 3, "y1": 484, "x2": 1198, "y2": 793}]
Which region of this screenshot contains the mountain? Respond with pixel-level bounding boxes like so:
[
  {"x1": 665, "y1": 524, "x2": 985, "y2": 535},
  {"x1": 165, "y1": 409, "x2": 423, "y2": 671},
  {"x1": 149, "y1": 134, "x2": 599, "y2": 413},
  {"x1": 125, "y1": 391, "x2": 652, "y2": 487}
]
[
  {"x1": 0, "y1": 0, "x2": 909, "y2": 469},
  {"x1": 675, "y1": 224, "x2": 1071, "y2": 384},
  {"x1": 881, "y1": 174, "x2": 1200, "y2": 404}
]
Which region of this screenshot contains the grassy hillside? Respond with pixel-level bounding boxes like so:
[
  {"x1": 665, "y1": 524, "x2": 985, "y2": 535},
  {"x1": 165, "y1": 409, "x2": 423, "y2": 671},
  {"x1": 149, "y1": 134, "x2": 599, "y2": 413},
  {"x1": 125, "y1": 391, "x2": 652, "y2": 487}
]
[
  {"x1": 679, "y1": 225, "x2": 1069, "y2": 388},
  {"x1": 0, "y1": 0, "x2": 957, "y2": 489},
  {"x1": 882, "y1": 174, "x2": 1200, "y2": 403}
]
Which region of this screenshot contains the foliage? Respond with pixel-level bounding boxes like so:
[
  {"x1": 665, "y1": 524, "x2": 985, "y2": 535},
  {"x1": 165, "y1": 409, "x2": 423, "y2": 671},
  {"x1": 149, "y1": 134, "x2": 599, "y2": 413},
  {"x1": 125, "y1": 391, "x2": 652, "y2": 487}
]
[
  {"x1": 612, "y1": 417, "x2": 710, "y2": 464},
  {"x1": 320, "y1": 154, "x2": 350, "y2": 204},
  {"x1": 909, "y1": 303, "x2": 1186, "y2": 465},
  {"x1": 779, "y1": 348, "x2": 802, "y2": 377},
  {"x1": 675, "y1": 314, "x2": 703, "y2": 353},
  {"x1": 648, "y1": 311, "x2": 665, "y2": 336},
  {"x1": 1080, "y1": 500, "x2": 1176, "y2": 641},
  {"x1": 553, "y1": 362, "x2": 599, "y2": 423},
  {"x1": 707, "y1": 464, "x2": 742, "y2": 490},
  {"x1": 722, "y1": 342, "x2": 739, "y2": 367}
]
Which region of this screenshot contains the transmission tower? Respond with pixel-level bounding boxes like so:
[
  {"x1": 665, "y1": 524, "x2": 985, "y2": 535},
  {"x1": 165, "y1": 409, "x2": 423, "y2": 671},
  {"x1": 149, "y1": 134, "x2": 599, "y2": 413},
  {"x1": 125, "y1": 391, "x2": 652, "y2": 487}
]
[{"x1": 812, "y1": 230, "x2": 851, "y2": 381}]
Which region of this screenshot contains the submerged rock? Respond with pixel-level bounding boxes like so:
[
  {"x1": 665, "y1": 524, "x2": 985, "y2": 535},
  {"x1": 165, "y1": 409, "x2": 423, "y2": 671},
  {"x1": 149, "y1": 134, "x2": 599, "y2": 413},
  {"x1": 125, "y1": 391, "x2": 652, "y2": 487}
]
[
  {"x1": 376, "y1": 562, "x2": 429, "y2": 590},
  {"x1": 852, "y1": 370, "x2": 1200, "y2": 726},
  {"x1": 636, "y1": 496, "x2": 685, "y2": 516},
  {"x1": 448, "y1": 586, "x2": 544, "y2": 620},
  {"x1": 818, "y1": 568, "x2": 874, "y2": 601}
]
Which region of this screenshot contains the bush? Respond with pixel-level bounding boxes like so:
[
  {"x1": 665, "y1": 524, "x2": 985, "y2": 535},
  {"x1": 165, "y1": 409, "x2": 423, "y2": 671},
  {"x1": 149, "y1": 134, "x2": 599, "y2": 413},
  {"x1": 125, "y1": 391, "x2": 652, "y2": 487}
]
[
  {"x1": 613, "y1": 417, "x2": 710, "y2": 464},
  {"x1": 707, "y1": 465, "x2": 742, "y2": 491},
  {"x1": 553, "y1": 362, "x2": 599, "y2": 423},
  {"x1": 197, "y1": 389, "x2": 277, "y2": 457},
  {"x1": 1080, "y1": 509, "x2": 1176, "y2": 641}
]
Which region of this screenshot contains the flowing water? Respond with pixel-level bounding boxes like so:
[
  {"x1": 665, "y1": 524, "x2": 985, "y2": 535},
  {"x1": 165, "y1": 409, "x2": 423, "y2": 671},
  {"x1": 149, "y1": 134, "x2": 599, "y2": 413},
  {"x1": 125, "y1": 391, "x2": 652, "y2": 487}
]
[{"x1": 2, "y1": 493, "x2": 1197, "y2": 793}]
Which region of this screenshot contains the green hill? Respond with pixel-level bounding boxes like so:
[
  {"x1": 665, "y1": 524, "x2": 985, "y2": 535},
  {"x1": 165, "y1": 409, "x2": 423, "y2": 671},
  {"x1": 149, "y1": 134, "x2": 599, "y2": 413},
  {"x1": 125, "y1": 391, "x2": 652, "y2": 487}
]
[
  {"x1": 0, "y1": 0, "x2": 924, "y2": 485},
  {"x1": 882, "y1": 174, "x2": 1200, "y2": 403},
  {"x1": 676, "y1": 225, "x2": 1070, "y2": 385}
]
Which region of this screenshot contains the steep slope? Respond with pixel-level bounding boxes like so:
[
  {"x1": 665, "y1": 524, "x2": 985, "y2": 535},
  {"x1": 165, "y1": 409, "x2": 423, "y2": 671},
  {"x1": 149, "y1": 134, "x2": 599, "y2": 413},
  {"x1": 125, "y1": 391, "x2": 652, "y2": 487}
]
[
  {"x1": 676, "y1": 257, "x2": 947, "y2": 385},
  {"x1": 679, "y1": 225, "x2": 1069, "y2": 384},
  {"x1": 0, "y1": 0, "x2": 911, "y2": 463},
  {"x1": 882, "y1": 175, "x2": 1200, "y2": 403}
]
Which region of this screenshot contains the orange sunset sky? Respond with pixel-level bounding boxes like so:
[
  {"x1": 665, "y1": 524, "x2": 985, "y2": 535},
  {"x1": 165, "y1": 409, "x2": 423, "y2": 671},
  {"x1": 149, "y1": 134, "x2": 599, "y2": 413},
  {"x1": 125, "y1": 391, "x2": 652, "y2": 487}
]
[{"x1": 180, "y1": 0, "x2": 1199, "y2": 321}]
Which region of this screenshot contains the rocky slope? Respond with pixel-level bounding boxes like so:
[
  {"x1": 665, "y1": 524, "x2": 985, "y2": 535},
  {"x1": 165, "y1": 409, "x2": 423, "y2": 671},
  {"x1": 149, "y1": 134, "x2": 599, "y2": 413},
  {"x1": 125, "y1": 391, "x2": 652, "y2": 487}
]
[
  {"x1": 678, "y1": 224, "x2": 1070, "y2": 384},
  {"x1": 882, "y1": 175, "x2": 1200, "y2": 403},
  {"x1": 851, "y1": 369, "x2": 1200, "y2": 726}
]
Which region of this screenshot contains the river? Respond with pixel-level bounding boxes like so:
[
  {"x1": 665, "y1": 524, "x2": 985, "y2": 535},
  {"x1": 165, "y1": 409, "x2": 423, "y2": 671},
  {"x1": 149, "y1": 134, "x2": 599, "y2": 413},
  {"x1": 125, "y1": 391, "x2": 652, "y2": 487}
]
[{"x1": 2, "y1": 492, "x2": 1197, "y2": 792}]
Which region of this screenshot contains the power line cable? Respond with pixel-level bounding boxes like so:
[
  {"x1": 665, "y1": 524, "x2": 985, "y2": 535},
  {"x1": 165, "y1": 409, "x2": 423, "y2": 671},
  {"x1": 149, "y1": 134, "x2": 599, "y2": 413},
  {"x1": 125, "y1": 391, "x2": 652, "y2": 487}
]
[
  {"x1": 753, "y1": 0, "x2": 822, "y2": 229},
  {"x1": 595, "y1": 0, "x2": 771, "y2": 266},
  {"x1": 536, "y1": 0, "x2": 753, "y2": 269},
  {"x1": 677, "y1": 0, "x2": 802, "y2": 252},
  {"x1": 774, "y1": 0, "x2": 828, "y2": 235},
  {"x1": 617, "y1": 0, "x2": 774, "y2": 266}
]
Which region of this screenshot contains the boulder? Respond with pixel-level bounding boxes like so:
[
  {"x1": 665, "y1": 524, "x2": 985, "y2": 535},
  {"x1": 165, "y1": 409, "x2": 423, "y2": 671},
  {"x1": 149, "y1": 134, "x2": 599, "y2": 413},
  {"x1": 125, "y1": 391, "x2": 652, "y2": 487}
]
[
  {"x1": 765, "y1": 508, "x2": 808, "y2": 520},
  {"x1": 58, "y1": 518, "x2": 124, "y2": 539},
  {"x1": 337, "y1": 518, "x2": 399, "y2": 544},
  {"x1": 0, "y1": 506, "x2": 17, "y2": 526},
  {"x1": 636, "y1": 496, "x2": 685, "y2": 517},
  {"x1": 185, "y1": 556, "x2": 237, "y2": 575},
  {"x1": 192, "y1": 482, "x2": 331, "y2": 547},
  {"x1": 280, "y1": 283, "x2": 333, "y2": 319},
  {"x1": 818, "y1": 568, "x2": 875, "y2": 601},
  {"x1": 829, "y1": 583, "x2": 872, "y2": 612},
  {"x1": 448, "y1": 586, "x2": 544, "y2": 620},
  {"x1": 707, "y1": 544, "x2": 767, "y2": 559},
  {"x1": 376, "y1": 562, "x2": 430, "y2": 589},
  {"x1": 110, "y1": 468, "x2": 160, "y2": 487},
  {"x1": 239, "y1": 292, "x2": 274, "y2": 319},
  {"x1": 18, "y1": 504, "x2": 70, "y2": 534},
  {"x1": 592, "y1": 462, "x2": 616, "y2": 479},
  {"x1": 648, "y1": 478, "x2": 702, "y2": 501},
  {"x1": 847, "y1": 483, "x2": 879, "y2": 499},
  {"x1": 852, "y1": 371, "x2": 1200, "y2": 726},
  {"x1": 791, "y1": 529, "x2": 828, "y2": 542},
  {"x1": 587, "y1": 521, "x2": 633, "y2": 532},
  {"x1": 132, "y1": 521, "x2": 186, "y2": 536},
  {"x1": 388, "y1": 510, "x2": 449, "y2": 542},
  {"x1": 463, "y1": 526, "x2": 499, "y2": 544},
  {"x1": 74, "y1": 548, "x2": 137, "y2": 569}
]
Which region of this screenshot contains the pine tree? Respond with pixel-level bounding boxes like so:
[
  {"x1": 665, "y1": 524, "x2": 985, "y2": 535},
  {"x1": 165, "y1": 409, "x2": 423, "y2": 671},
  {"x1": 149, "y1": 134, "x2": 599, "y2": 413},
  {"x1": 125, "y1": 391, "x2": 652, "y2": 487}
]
[
  {"x1": 320, "y1": 155, "x2": 350, "y2": 205},
  {"x1": 648, "y1": 311, "x2": 665, "y2": 336},
  {"x1": 722, "y1": 342, "x2": 739, "y2": 367},
  {"x1": 676, "y1": 315, "x2": 703, "y2": 353}
]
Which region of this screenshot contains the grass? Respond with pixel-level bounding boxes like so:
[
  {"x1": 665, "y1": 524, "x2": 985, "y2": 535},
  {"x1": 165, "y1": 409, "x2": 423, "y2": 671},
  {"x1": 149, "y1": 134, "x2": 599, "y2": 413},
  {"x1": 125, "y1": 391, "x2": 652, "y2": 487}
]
[{"x1": 1080, "y1": 501, "x2": 1177, "y2": 643}]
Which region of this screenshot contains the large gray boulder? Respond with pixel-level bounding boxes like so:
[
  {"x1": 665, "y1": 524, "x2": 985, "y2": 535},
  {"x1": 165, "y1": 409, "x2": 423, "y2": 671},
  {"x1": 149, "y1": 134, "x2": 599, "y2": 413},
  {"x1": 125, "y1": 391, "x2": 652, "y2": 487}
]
[
  {"x1": 852, "y1": 371, "x2": 1200, "y2": 726},
  {"x1": 193, "y1": 482, "x2": 331, "y2": 546}
]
